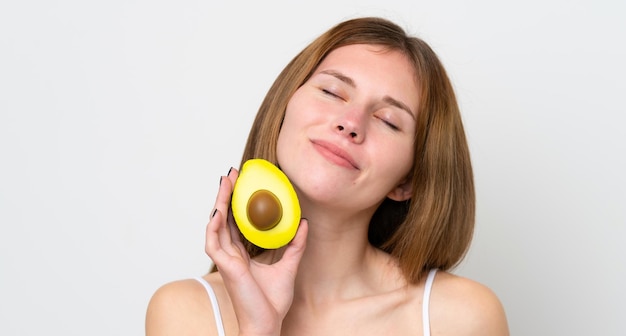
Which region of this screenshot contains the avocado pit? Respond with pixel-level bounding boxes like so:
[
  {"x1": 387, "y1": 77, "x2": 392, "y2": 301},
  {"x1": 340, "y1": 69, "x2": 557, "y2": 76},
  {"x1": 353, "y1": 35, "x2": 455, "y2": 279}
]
[{"x1": 247, "y1": 189, "x2": 283, "y2": 231}]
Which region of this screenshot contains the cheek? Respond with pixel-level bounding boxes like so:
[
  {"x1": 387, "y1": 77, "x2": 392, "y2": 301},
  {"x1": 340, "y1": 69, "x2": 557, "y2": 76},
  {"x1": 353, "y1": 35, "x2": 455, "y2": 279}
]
[
  {"x1": 276, "y1": 108, "x2": 302, "y2": 168},
  {"x1": 375, "y1": 140, "x2": 414, "y2": 176},
  {"x1": 282, "y1": 86, "x2": 329, "y2": 124},
  {"x1": 276, "y1": 125, "x2": 290, "y2": 168},
  {"x1": 276, "y1": 94, "x2": 300, "y2": 159},
  {"x1": 281, "y1": 92, "x2": 305, "y2": 132},
  {"x1": 398, "y1": 143, "x2": 415, "y2": 171},
  {"x1": 279, "y1": 94, "x2": 324, "y2": 144}
]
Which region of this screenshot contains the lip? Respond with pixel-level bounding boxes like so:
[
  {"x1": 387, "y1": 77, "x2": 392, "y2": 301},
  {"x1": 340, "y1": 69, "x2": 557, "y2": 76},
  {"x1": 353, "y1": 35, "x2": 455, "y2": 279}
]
[{"x1": 311, "y1": 139, "x2": 359, "y2": 170}]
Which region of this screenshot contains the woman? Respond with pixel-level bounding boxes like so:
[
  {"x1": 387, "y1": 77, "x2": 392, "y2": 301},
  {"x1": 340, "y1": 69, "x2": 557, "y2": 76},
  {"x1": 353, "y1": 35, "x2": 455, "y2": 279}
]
[{"x1": 146, "y1": 17, "x2": 509, "y2": 335}]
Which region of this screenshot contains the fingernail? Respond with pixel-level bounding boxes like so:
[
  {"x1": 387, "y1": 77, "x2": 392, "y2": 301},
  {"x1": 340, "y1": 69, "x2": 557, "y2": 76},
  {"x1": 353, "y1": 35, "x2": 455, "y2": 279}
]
[
  {"x1": 227, "y1": 167, "x2": 234, "y2": 176},
  {"x1": 219, "y1": 176, "x2": 223, "y2": 186},
  {"x1": 211, "y1": 209, "x2": 218, "y2": 218}
]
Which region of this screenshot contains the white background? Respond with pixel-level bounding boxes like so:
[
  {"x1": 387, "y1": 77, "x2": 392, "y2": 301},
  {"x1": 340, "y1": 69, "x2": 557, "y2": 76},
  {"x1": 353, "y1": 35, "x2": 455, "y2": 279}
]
[{"x1": 1, "y1": 1, "x2": 624, "y2": 335}]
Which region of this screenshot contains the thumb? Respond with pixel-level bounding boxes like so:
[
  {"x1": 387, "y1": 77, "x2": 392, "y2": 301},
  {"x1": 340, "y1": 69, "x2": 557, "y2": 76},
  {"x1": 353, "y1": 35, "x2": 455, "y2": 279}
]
[{"x1": 278, "y1": 218, "x2": 308, "y2": 273}]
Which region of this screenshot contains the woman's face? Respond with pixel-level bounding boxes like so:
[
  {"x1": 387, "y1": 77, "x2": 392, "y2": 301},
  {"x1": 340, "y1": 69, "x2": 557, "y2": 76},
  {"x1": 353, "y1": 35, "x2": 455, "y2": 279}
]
[{"x1": 276, "y1": 44, "x2": 419, "y2": 214}]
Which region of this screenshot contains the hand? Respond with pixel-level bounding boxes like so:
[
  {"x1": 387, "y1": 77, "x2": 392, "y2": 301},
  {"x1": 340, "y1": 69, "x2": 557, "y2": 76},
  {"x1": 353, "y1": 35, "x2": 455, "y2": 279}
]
[{"x1": 205, "y1": 168, "x2": 308, "y2": 336}]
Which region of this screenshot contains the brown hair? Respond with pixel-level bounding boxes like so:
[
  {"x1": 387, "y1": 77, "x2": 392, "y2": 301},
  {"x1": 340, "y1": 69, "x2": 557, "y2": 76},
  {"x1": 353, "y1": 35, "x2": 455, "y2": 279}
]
[{"x1": 219, "y1": 17, "x2": 474, "y2": 283}]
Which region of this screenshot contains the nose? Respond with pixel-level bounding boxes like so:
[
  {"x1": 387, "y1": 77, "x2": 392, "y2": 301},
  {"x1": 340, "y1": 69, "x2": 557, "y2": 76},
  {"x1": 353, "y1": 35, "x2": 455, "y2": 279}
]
[
  {"x1": 335, "y1": 112, "x2": 364, "y2": 143},
  {"x1": 335, "y1": 118, "x2": 365, "y2": 143},
  {"x1": 336, "y1": 125, "x2": 357, "y2": 138}
]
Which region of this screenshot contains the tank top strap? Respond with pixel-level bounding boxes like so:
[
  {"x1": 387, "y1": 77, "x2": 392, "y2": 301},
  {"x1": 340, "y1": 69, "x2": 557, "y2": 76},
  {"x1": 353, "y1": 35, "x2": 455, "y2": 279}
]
[
  {"x1": 194, "y1": 277, "x2": 226, "y2": 336},
  {"x1": 422, "y1": 269, "x2": 438, "y2": 336}
]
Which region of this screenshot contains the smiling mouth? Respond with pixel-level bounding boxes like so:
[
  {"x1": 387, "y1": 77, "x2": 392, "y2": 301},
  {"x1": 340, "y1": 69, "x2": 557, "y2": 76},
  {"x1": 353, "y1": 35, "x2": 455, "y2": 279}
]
[{"x1": 311, "y1": 140, "x2": 359, "y2": 170}]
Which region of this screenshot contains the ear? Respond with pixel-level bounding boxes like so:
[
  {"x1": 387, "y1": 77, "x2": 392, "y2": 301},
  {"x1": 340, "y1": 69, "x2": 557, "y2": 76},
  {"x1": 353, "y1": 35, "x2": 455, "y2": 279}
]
[{"x1": 386, "y1": 178, "x2": 412, "y2": 201}]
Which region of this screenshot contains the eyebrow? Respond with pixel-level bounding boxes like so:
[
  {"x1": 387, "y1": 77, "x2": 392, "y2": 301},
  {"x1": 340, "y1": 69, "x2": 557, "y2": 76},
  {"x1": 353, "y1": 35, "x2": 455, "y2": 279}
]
[{"x1": 319, "y1": 69, "x2": 416, "y2": 120}]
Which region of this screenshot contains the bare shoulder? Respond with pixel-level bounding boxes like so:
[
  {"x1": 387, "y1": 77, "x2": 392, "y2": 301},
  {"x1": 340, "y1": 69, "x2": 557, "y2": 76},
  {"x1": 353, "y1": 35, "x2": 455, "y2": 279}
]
[
  {"x1": 145, "y1": 272, "x2": 228, "y2": 336},
  {"x1": 429, "y1": 271, "x2": 509, "y2": 336}
]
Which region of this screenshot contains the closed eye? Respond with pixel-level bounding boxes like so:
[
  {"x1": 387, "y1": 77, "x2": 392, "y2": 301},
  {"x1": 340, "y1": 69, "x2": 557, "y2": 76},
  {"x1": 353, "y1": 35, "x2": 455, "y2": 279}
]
[
  {"x1": 382, "y1": 119, "x2": 399, "y2": 131},
  {"x1": 322, "y1": 88, "x2": 342, "y2": 100},
  {"x1": 375, "y1": 115, "x2": 399, "y2": 131}
]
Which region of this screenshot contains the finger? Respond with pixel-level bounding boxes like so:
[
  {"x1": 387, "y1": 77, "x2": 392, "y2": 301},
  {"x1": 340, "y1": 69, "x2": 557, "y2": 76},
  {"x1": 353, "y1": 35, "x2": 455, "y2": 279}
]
[
  {"x1": 216, "y1": 208, "x2": 238, "y2": 255},
  {"x1": 227, "y1": 208, "x2": 243, "y2": 244},
  {"x1": 213, "y1": 172, "x2": 235, "y2": 217},
  {"x1": 224, "y1": 169, "x2": 247, "y2": 254},
  {"x1": 205, "y1": 209, "x2": 227, "y2": 261},
  {"x1": 211, "y1": 173, "x2": 241, "y2": 253},
  {"x1": 226, "y1": 167, "x2": 239, "y2": 187},
  {"x1": 227, "y1": 211, "x2": 250, "y2": 261},
  {"x1": 207, "y1": 209, "x2": 248, "y2": 270},
  {"x1": 208, "y1": 168, "x2": 249, "y2": 260},
  {"x1": 278, "y1": 219, "x2": 308, "y2": 273}
]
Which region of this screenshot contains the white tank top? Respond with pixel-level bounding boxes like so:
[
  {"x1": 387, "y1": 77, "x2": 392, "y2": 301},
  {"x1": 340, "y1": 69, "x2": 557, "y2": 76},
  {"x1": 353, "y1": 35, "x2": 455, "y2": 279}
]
[{"x1": 195, "y1": 268, "x2": 438, "y2": 336}]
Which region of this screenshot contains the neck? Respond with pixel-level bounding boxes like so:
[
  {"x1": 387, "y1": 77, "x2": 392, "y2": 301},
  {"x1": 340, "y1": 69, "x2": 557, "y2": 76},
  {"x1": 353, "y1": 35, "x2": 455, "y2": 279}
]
[{"x1": 288, "y1": 202, "x2": 397, "y2": 306}]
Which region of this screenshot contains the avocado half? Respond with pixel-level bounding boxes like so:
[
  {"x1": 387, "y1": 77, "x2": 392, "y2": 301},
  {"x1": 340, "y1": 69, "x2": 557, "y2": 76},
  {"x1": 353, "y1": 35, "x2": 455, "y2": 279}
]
[{"x1": 231, "y1": 159, "x2": 301, "y2": 249}]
